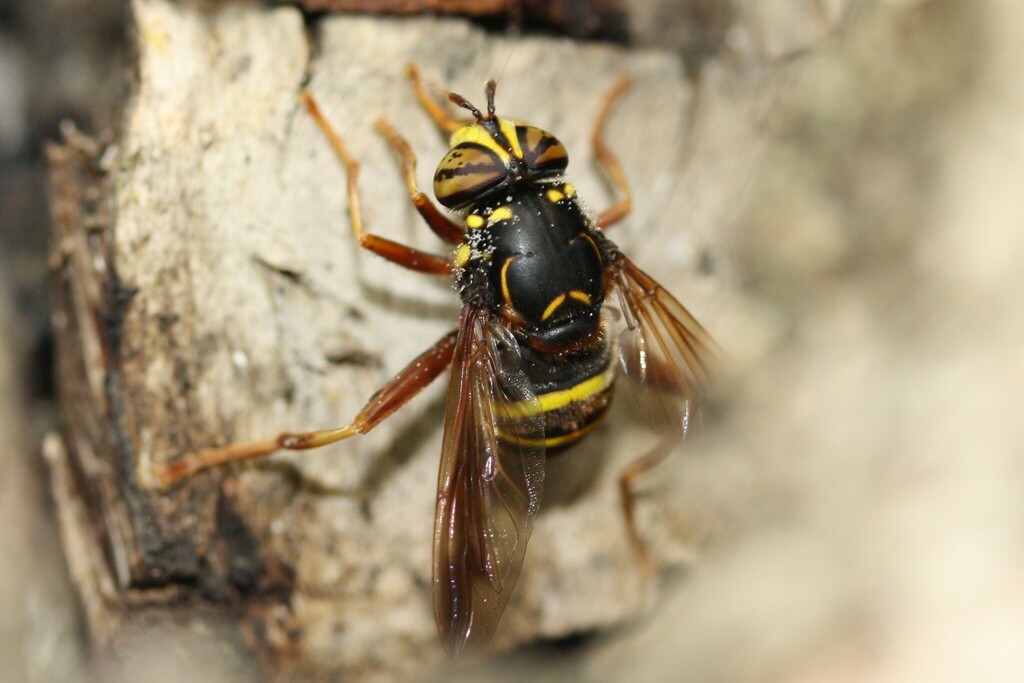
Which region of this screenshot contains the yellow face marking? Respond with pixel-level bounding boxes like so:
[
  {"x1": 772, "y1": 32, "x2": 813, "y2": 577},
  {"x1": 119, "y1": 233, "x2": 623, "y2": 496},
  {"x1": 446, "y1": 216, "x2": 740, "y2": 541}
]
[
  {"x1": 499, "y1": 256, "x2": 515, "y2": 306},
  {"x1": 448, "y1": 116, "x2": 523, "y2": 164},
  {"x1": 488, "y1": 206, "x2": 514, "y2": 224},
  {"x1": 540, "y1": 293, "x2": 567, "y2": 321},
  {"x1": 453, "y1": 243, "x2": 471, "y2": 268},
  {"x1": 450, "y1": 124, "x2": 509, "y2": 162},
  {"x1": 466, "y1": 214, "x2": 484, "y2": 229},
  {"x1": 568, "y1": 290, "x2": 592, "y2": 305},
  {"x1": 563, "y1": 183, "x2": 576, "y2": 197},
  {"x1": 546, "y1": 188, "x2": 565, "y2": 203},
  {"x1": 503, "y1": 372, "x2": 611, "y2": 419},
  {"x1": 498, "y1": 118, "x2": 524, "y2": 159}
]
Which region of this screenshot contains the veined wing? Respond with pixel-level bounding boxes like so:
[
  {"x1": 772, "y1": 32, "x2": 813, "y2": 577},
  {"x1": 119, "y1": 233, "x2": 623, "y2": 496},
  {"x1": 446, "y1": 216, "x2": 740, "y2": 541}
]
[
  {"x1": 612, "y1": 253, "x2": 722, "y2": 432},
  {"x1": 433, "y1": 305, "x2": 545, "y2": 658}
]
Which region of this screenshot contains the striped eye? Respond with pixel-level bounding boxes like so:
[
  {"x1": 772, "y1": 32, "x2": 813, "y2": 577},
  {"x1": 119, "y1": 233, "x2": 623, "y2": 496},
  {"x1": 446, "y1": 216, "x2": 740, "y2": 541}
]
[
  {"x1": 434, "y1": 143, "x2": 509, "y2": 209},
  {"x1": 516, "y1": 125, "x2": 568, "y2": 176}
]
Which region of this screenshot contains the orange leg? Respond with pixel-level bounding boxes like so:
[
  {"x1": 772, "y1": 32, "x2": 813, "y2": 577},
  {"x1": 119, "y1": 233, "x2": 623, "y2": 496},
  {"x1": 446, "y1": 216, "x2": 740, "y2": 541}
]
[
  {"x1": 374, "y1": 117, "x2": 463, "y2": 245},
  {"x1": 301, "y1": 91, "x2": 451, "y2": 275},
  {"x1": 617, "y1": 399, "x2": 695, "y2": 571},
  {"x1": 592, "y1": 75, "x2": 633, "y2": 230},
  {"x1": 154, "y1": 329, "x2": 459, "y2": 487},
  {"x1": 405, "y1": 64, "x2": 467, "y2": 135}
]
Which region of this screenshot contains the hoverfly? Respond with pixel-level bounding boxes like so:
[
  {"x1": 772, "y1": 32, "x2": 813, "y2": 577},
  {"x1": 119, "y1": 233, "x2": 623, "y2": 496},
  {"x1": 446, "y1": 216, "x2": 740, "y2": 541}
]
[{"x1": 155, "y1": 65, "x2": 721, "y2": 658}]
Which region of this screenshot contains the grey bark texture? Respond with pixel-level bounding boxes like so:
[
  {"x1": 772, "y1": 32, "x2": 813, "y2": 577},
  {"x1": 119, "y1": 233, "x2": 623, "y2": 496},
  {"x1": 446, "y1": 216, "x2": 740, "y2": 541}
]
[{"x1": 46, "y1": 0, "x2": 857, "y2": 680}]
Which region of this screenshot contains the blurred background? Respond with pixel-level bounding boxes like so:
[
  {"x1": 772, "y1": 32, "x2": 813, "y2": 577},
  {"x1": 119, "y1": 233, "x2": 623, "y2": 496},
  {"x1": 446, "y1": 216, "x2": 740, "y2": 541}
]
[
  {"x1": 1, "y1": 2, "x2": 125, "y2": 681},
  {"x1": 3, "y1": 0, "x2": 1024, "y2": 681}
]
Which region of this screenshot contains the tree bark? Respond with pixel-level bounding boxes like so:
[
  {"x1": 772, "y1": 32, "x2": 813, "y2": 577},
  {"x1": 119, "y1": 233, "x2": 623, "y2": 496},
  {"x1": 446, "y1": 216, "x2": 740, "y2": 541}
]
[{"x1": 46, "y1": 0, "x2": 849, "y2": 680}]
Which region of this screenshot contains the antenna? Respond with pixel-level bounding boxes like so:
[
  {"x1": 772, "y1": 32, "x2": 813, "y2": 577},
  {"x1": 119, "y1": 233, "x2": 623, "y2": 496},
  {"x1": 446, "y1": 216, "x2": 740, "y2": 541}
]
[{"x1": 448, "y1": 77, "x2": 499, "y2": 123}]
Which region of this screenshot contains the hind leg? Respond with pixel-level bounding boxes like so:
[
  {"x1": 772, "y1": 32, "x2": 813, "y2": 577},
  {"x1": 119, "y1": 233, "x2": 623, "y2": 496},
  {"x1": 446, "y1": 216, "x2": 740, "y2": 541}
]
[
  {"x1": 618, "y1": 399, "x2": 696, "y2": 570},
  {"x1": 154, "y1": 329, "x2": 458, "y2": 487}
]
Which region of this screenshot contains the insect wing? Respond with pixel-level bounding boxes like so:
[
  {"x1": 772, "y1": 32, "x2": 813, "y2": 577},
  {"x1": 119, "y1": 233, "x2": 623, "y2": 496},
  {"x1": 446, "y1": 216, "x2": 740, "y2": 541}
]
[
  {"x1": 433, "y1": 306, "x2": 545, "y2": 657},
  {"x1": 613, "y1": 254, "x2": 721, "y2": 431}
]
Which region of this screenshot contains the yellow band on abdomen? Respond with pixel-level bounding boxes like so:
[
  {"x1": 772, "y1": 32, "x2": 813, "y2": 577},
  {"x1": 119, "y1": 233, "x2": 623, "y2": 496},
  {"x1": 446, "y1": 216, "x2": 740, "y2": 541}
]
[{"x1": 502, "y1": 371, "x2": 610, "y2": 419}]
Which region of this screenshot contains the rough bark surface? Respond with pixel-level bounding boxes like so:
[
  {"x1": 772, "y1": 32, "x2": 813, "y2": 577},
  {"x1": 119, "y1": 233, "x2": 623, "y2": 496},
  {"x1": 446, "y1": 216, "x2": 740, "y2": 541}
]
[{"x1": 47, "y1": 0, "x2": 850, "y2": 680}]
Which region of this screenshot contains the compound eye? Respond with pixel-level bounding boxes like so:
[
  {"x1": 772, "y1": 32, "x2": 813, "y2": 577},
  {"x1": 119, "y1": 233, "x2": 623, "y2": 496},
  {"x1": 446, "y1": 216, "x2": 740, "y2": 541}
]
[
  {"x1": 433, "y1": 143, "x2": 509, "y2": 209},
  {"x1": 516, "y1": 125, "x2": 568, "y2": 175}
]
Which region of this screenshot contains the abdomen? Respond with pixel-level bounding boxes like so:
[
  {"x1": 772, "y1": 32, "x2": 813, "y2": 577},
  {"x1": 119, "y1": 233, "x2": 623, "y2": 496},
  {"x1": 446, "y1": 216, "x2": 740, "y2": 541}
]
[{"x1": 509, "y1": 337, "x2": 615, "y2": 450}]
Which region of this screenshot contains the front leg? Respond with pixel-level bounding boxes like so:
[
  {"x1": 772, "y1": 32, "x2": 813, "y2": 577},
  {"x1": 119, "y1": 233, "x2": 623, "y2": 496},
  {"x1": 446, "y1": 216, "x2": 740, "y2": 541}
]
[
  {"x1": 374, "y1": 117, "x2": 464, "y2": 245},
  {"x1": 301, "y1": 92, "x2": 452, "y2": 275}
]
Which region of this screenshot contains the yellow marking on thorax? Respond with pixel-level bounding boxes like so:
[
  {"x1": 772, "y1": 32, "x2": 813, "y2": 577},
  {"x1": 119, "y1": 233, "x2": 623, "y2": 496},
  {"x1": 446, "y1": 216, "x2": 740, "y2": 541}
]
[
  {"x1": 540, "y1": 293, "x2": 566, "y2": 321},
  {"x1": 466, "y1": 214, "x2": 485, "y2": 229},
  {"x1": 453, "y1": 243, "x2": 471, "y2": 268},
  {"x1": 546, "y1": 188, "x2": 565, "y2": 203},
  {"x1": 499, "y1": 256, "x2": 515, "y2": 305},
  {"x1": 488, "y1": 206, "x2": 513, "y2": 224},
  {"x1": 568, "y1": 290, "x2": 592, "y2": 305},
  {"x1": 563, "y1": 183, "x2": 576, "y2": 197},
  {"x1": 577, "y1": 231, "x2": 602, "y2": 262}
]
